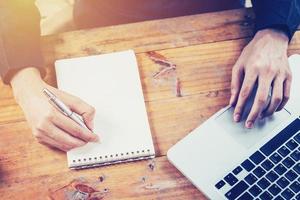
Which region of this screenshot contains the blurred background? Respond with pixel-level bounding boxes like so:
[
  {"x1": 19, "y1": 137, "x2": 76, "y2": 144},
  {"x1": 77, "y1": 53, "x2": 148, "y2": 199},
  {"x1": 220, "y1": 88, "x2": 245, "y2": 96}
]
[
  {"x1": 36, "y1": 0, "x2": 251, "y2": 36},
  {"x1": 36, "y1": 0, "x2": 75, "y2": 35}
]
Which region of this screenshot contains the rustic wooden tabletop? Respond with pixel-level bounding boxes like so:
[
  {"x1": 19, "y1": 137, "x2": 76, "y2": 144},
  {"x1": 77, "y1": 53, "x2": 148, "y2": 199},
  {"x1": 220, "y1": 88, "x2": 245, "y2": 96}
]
[{"x1": 0, "y1": 8, "x2": 299, "y2": 200}]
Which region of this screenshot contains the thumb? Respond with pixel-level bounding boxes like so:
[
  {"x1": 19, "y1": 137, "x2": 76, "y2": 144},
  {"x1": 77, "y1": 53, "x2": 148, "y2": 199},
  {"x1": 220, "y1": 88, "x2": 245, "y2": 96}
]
[{"x1": 58, "y1": 92, "x2": 96, "y2": 131}]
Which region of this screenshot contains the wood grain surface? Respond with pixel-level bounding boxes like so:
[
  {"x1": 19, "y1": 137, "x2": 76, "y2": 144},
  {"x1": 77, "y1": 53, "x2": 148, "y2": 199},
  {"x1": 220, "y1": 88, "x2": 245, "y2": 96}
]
[{"x1": 0, "y1": 8, "x2": 299, "y2": 200}]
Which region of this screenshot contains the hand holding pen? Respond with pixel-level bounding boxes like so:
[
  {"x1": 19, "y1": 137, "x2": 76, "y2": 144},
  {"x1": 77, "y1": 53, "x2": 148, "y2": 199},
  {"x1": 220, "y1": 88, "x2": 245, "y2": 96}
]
[
  {"x1": 42, "y1": 88, "x2": 99, "y2": 149},
  {"x1": 10, "y1": 68, "x2": 98, "y2": 152}
]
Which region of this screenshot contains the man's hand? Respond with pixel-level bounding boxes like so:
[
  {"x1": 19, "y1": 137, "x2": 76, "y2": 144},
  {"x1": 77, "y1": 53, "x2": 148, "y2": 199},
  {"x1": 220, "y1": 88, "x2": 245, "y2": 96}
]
[
  {"x1": 230, "y1": 29, "x2": 292, "y2": 128},
  {"x1": 11, "y1": 68, "x2": 99, "y2": 152}
]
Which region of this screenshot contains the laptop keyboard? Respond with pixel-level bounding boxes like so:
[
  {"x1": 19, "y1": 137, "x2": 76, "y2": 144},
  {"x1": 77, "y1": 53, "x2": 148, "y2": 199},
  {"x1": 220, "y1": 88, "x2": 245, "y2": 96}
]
[{"x1": 215, "y1": 118, "x2": 300, "y2": 200}]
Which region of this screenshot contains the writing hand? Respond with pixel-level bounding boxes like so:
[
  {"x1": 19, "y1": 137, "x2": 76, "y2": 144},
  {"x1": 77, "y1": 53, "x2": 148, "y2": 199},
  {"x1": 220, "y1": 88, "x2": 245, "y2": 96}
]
[{"x1": 11, "y1": 68, "x2": 99, "y2": 151}]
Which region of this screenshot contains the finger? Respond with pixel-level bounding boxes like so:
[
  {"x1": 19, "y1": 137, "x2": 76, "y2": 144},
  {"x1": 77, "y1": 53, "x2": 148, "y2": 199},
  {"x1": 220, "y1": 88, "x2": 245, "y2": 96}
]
[
  {"x1": 277, "y1": 78, "x2": 292, "y2": 111},
  {"x1": 229, "y1": 61, "x2": 244, "y2": 106},
  {"x1": 246, "y1": 78, "x2": 272, "y2": 128},
  {"x1": 52, "y1": 111, "x2": 99, "y2": 142},
  {"x1": 44, "y1": 123, "x2": 86, "y2": 150},
  {"x1": 233, "y1": 72, "x2": 257, "y2": 122},
  {"x1": 38, "y1": 131, "x2": 73, "y2": 152},
  {"x1": 263, "y1": 77, "x2": 283, "y2": 117},
  {"x1": 60, "y1": 93, "x2": 96, "y2": 131}
]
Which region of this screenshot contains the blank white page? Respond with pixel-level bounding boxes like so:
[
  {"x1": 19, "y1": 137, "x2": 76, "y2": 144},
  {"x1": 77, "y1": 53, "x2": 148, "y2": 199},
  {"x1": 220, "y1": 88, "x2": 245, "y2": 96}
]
[{"x1": 55, "y1": 50, "x2": 155, "y2": 169}]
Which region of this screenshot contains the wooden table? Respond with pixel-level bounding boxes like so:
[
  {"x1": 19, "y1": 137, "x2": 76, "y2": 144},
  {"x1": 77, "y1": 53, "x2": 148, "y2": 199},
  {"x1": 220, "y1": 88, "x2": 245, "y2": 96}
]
[{"x1": 0, "y1": 8, "x2": 300, "y2": 200}]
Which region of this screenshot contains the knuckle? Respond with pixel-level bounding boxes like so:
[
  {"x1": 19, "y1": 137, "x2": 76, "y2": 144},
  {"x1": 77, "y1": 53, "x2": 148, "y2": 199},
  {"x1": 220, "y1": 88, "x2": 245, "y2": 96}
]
[
  {"x1": 234, "y1": 106, "x2": 243, "y2": 114},
  {"x1": 257, "y1": 98, "x2": 266, "y2": 106},
  {"x1": 286, "y1": 71, "x2": 292, "y2": 80},
  {"x1": 61, "y1": 144, "x2": 72, "y2": 151},
  {"x1": 232, "y1": 65, "x2": 240, "y2": 74},
  {"x1": 46, "y1": 129, "x2": 56, "y2": 139},
  {"x1": 73, "y1": 127, "x2": 83, "y2": 137},
  {"x1": 273, "y1": 96, "x2": 282, "y2": 104},
  {"x1": 36, "y1": 138, "x2": 45, "y2": 144},
  {"x1": 36, "y1": 119, "x2": 48, "y2": 132},
  {"x1": 240, "y1": 88, "x2": 250, "y2": 98},
  {"x1": 33, "y1": 130, "x2": 43, "y2": 140},
  {"x1": 268, "y1": 67, "x2": 277, "y2": 75},
  {"x1": 250, "y1": 64, "x2": 259, "y2": 71},
  {"x1": 44, "y1": 110, "x2": 55, "y2": 121},
  {"x1": 231, "y1": 88, "x2": 237, "y2": 96},
  {"x1": 263, "y1": 66, "x2": 277, "y2": 76}
]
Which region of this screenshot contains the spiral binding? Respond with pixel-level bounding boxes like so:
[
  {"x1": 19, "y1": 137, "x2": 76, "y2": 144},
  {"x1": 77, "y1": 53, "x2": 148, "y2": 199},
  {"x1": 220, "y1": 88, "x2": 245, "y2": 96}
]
[{"x1": 70, "y1": 149, "x2": 154, "y2": 169}]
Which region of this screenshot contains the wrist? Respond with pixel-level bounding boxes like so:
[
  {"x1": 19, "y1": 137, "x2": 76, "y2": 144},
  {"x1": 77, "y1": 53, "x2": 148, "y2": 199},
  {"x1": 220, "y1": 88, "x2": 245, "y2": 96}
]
[
  {"x1": 11, "y1": 68, "x2": 45, "y2": 103},
  {"x1": 255, "y1": 29, "x2": 289, "y2": 49}
]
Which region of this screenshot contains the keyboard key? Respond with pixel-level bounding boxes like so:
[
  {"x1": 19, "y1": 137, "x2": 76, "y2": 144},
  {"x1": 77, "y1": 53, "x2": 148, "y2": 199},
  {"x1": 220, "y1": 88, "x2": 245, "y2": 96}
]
[
  {"x1": 233, "y1": 166, "x2": 243, "y2": 175},
  {"x1": 250, "y1": 151, "x2": 265, "y2": 165},
  {"x1": 237, "y1": 192, "x2": 253, "y2": 200},
  {"x1": 241, "y1": 159, "x2": 255, "y2": 172},
  {"x1": 249, "y1": 185, "x2": 262, "y2": 197},
  {"x1": 285, "y1": 170, "x2": 298, "y2": 181},
  {"x1": 293, "y1": 163, "x2": 300, "y2": 174},
  {"x1": 290, "y1": 181, "x2": 300, "y2": 193},
  {"x1": 244, "y1": 174, "x2": 257, "y2": 185},
  {"x1": 277, "y1": 177, "x2": 289, "y2": 189},
  {"x1": 260, "y1": 119, "x2": 300, "y2": 156},
  {"x1": 282, "y1": 157, "x2": 295, "y2": 168},
  {"x1": 278, "y1": 146, "x2": 291, "y2": 157},
  {"x1": 286, "y1": 139, "x2": 298, "y2": 150},
  {"x1": 225, "y1": 181, "x2": 249, "y2": 200},
  {"x1": 253, "y1": 166, "x2": 266, "y2": 178},
  {"x1": 274, "y1": 196, "x2": 284, "y2": 200},
  {"x1": 296, "y1": 194, "x2": 300, "y2": 200},
  {"x1": 259, "y1": 191, "x2": 273, "y2": 200},
  {"x1": 290, "y1": 150, "x2": 300, "y2": 161},
  {"x1": 294, "y1": 132, "x2": 300, "y2": 143},
  {"x1": 268, "y1": 184, "x2": 282, "y2": 196},
  {"x1": 270, "y1": 152, "x2": 283, "y2": 164},
  {"x1": 266, "y1": 171, "x2": 279, "y2": 182},
  {"x1": 274, "y1": 164, "x2": 287, "y2": 175},
  {"x1": 261, "y1": 159, "x2": 274, "y2": 171},
  {"x1": 257, "y1": 178, "x2": 270, "y2": 190},
  {"x1": 224, "y1": 173, "x2": 238, "y2": 186},
  {"x1": 215, "y1": 180, "x2": 225, "y2": 189},
  {"x1": 281, "y1": 188, "x2": 295, "y2": 200}
]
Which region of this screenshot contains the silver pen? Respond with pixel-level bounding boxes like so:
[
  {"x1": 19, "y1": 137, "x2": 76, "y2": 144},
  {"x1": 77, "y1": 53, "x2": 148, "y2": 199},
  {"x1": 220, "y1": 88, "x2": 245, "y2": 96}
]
[{"x1": 43, "y1": 88, "x2": 89, "y2": 130}]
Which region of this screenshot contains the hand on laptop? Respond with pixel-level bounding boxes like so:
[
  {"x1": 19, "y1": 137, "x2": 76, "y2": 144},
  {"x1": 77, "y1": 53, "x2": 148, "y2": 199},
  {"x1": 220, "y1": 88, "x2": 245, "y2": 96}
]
[
  {"x1": 229, "y1": 29, "x2": 292, "y2": 129},
  {"x1": 10, "y1": 68, "x2": 98, "y2": 151}
]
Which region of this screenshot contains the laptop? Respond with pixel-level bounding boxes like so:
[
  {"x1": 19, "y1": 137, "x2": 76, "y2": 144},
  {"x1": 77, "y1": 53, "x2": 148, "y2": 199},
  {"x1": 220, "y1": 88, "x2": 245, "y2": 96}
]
[{"x1": 167, "y1": 55, "x2": 300, "y2": 200}]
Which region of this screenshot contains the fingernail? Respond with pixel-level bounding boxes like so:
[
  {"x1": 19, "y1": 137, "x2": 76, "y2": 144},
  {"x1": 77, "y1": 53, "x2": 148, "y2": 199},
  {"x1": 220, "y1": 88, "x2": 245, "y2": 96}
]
[
  {"x1": 246, "y1": 121, "x2": 253, "y2": 129},
  {"x1": 234, "y1": 114, "x2": 240, "y2": 122}
]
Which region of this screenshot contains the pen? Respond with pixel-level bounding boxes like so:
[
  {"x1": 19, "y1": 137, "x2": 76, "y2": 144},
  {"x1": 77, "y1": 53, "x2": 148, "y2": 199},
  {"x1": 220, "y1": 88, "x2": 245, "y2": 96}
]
[{"x1": 43, "y1": 88, "x2": 89, "y2": 130}]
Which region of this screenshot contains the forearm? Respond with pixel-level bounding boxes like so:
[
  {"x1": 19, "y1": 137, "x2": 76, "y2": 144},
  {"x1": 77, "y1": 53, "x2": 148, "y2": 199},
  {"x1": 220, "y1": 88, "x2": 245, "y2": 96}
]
[
  {"x1": 0, "y1": 0, "x2": 44, "y2": 84},
  {"x1": 10, "y1": 67, "x2": 44, "y2": 104}
]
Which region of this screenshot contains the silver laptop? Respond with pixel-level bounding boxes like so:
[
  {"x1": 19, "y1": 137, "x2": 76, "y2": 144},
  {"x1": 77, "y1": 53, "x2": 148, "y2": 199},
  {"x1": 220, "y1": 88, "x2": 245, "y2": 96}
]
[{"x1": 167, "y1": 55, "x2": 300, "y2": 200}]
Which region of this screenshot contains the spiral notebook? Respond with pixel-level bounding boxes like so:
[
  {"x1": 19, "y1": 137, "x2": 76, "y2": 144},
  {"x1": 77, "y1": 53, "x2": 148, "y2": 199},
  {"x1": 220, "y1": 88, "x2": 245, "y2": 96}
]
[{"x1": 55, "y1": 50, "x2": 155, "y2": 169}]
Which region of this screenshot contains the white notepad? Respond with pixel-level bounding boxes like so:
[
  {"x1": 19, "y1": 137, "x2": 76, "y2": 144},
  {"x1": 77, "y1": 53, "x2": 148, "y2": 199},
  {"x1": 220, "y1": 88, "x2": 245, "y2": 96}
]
[{"x1": 55, "y1": 50, "x2": 155, "y2": 169}]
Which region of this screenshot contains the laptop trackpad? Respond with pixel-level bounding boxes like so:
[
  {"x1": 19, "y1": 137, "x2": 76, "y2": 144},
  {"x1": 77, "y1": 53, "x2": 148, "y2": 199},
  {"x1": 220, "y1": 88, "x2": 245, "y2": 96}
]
[{"x1": 215, "y1": 107, "x2": 291, "y2": 149}]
